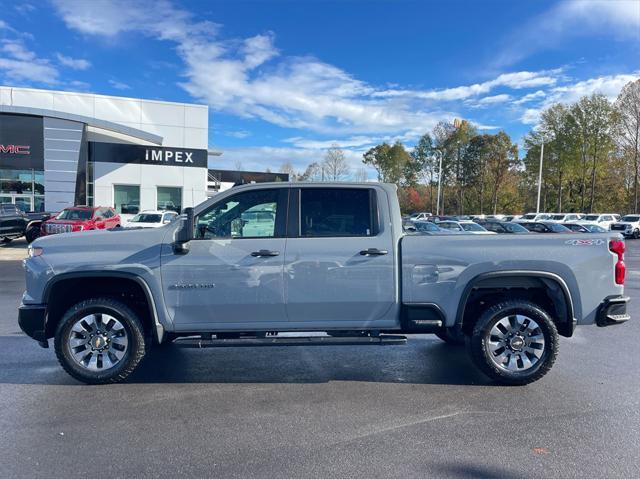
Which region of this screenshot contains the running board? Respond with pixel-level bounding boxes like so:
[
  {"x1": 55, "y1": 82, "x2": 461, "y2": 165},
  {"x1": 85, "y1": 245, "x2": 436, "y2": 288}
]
[{"x1": 173, "y1": 335, "x2": 407, "y2": 348}]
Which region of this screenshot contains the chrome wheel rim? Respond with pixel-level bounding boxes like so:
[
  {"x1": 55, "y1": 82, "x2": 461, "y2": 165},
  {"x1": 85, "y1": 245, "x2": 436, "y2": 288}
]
[
  {"x1": 67, "y1": 313, "x2": 128, "y2": 371},
  {"x1": 487, "y1": 314, "x2": 545, "y2": 373}
]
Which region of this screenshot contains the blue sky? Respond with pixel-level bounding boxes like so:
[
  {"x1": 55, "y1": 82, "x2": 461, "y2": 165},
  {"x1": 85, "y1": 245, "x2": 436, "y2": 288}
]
[{"x1": 0, "y1": 0, "x2": 639, "y2": 175}]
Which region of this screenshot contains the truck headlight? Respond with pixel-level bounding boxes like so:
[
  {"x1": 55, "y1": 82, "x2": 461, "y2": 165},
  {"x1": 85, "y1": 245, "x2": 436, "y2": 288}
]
[{"x1": 28, "y1": 246, "x2": 44, "y2": 257}]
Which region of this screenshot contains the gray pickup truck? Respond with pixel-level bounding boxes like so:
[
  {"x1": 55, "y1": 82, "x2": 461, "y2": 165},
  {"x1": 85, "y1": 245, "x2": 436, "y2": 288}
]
[{"x1": 19, "y1": 183, "x2": 630, "y2": 385}]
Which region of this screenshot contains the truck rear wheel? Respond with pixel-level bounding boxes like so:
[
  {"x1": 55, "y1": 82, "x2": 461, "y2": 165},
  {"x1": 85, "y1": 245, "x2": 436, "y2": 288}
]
[
  {"x1": 54, "y1": 298, "x2": 147, "y2": 384},
  {"x1": 467, "y1": 300, "x2": 558, "y2": 385}
]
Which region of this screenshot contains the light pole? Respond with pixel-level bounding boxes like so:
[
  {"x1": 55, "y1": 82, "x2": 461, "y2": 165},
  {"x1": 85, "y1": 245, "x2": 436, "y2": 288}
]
[
  {"x1": 536, "y1": 141, "x2": 544, "y2": 213},
  {"x1": 435, "y1": 150, "x2": 443, "y2": 215}
]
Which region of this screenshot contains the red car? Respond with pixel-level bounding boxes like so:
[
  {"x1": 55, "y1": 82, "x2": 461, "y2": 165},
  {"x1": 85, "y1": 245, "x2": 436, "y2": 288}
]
[{"x1": 41, "y1": 206, "x2": 121, "y2": 236}]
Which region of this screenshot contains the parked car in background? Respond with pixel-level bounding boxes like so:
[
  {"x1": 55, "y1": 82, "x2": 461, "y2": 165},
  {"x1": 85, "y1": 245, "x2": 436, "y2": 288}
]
[
  {"x1": 434, "y1": 220, "x2": 465, "y2": 233},
  {"x1": 41, "y1": 206, "x2": 120, "y2": 236},
  {"x1": 516, "y1": 221, "x2": 573, "y2": 234},
  {"x1": 610, "y1": 215, "x2": 640, "y2": 238},
  {"x1": 519, "y1": 213, "x2": 552, "y2": 222},
  {"x1": 409, "y1": 212, "x2": 432, "y2": 222},
  {"x1": 480, "y1": 220, "x2": 530, "y2": 234},
  {"x1": 124, "y1": 210, "x2": 178, "y2": 229},
  {"x1": 562, "y1": 223, "x2": 592, "y2": 233},
  {"x1": 581, "y1": 214, "x2": 617, "y2": 230},
  {"x1": 411, "y1": 220, "x2": 451, "y2": 235},
  {"x1": 548, "y1": 213, "x2": 583, "y2": 223},
  {"x1": 458, "y1": 221, "x2": 496, "y2": 235},
  {"x1": 0, "y1": 203, "x2": 53, "y2": 243}
]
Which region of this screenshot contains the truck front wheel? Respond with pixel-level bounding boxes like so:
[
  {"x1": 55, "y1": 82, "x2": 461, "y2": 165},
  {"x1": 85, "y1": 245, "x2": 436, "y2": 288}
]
[
  {"x1": 54, "y1": 298, "x2": 148, "y2": 384},
  {"x1": 467, "y1": 300, "x2": 558, "y2": 385},
  {"x1": 25, "y1": 225, "x2": 41, "y2": 243}
]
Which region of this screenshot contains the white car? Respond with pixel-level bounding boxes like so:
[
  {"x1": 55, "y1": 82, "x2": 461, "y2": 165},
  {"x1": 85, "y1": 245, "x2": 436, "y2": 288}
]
[
  {"x1": 610, "y1": 214, "x2": 640, "y2": 238},
  {"x1": 548, "y1": 213, "x2": 584, "y2": 223},
  {"x1": 124, "y1": 210, "x2": 178, "y2": 229},
  {"x1": 519, "y1": 212, "x2": 552, "y2": 223},
  {"x1": 409, "y1": 212, "x2": 433, "y2": 221},
  {"x1": 580, "y1": 214, "x2": 618, "y2": 230}
]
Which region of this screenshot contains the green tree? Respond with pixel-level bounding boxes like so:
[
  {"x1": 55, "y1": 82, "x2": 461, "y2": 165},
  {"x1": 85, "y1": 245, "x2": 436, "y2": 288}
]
[
  {"x1": 411, "y1": 133, "x2": 437, "y2": 212},
  {"x1": 362, "y1": 141, "x2": 416, "y2": 185},
  {"x1": 615, "y1": 79, "x2": 640, "y2": 213}
]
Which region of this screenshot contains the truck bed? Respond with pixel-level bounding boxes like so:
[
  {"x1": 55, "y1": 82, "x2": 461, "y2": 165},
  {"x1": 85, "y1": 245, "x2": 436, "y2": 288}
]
[{"x1": 400, "y1": 232, "x2": 623, "y2": 327}]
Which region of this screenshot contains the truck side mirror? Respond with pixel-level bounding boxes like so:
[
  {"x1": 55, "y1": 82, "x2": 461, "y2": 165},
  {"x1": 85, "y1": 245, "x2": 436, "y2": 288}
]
[{"x1": 173, "y1": 207, "x2": 194, "y2": 254}]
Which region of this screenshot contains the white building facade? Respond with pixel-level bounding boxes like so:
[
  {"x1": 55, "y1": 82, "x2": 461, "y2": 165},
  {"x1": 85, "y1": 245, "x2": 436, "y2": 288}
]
[{"x1": 0, "y1": 86, "x2": 210, "y2": 214}]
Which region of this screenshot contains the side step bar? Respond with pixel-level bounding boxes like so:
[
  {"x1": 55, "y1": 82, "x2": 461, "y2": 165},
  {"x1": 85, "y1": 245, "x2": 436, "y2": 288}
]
[{"x1": 173, "y1": 335, "x2": 407, "y2": 348}]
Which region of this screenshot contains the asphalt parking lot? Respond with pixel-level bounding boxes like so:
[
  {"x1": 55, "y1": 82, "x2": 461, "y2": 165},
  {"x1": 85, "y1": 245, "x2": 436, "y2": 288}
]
[{"x1": 1, "y1": 242, "x2": 639, "y2": 478}]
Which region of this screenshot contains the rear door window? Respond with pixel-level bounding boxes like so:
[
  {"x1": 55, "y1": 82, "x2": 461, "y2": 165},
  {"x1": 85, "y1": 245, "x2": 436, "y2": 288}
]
[{"x1": 300, "y1": 188, "x2": 374, "y2": 237}]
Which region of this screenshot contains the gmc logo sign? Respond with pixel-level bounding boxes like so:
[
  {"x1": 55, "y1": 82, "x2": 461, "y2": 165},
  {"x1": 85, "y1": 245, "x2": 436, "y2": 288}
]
[{"x1": 0, "y1": 145, "x2": 30, "y2": 154}]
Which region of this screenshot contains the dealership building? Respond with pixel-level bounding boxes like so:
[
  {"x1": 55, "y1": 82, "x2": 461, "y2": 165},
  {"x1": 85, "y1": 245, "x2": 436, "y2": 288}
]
[{"x1": 0, "y1": 86, "x2": 221, "y2": 214}]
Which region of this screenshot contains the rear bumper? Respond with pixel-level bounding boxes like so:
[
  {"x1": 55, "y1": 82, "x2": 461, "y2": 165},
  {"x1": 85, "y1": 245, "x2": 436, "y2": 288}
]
[
  {"x1": 18, "y1": 304, "x2": 48, "y2": 346},
  {"x1": 596, "y1": 296, "x2": 630, "y2": 327}
]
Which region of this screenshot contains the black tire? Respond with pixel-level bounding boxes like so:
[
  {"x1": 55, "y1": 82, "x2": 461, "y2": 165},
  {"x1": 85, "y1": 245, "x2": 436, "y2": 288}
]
[
  {"x1": 633, "y1": 229, "x2": 639, "y2": 239},
  {"x1": 466, "y1": 300, "x2": 559, "y2": 386},
  {"x1": 25, "y1": 225, "x2": 41, "y2": 243},
  {"x1": 54, "y1": 298, "x2": 148, "y2": 384},
  {"x1": 435, "y1": 326, "x2": 466, "y2": 345}
]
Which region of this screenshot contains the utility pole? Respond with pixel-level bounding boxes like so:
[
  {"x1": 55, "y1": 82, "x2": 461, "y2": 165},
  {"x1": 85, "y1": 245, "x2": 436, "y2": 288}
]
[
  {"x1": 435, "y1": 150, "x2": 443, "y2": 215},
  {"x1": 536, "y1": 142, "x2": 544, "y2": 213}
]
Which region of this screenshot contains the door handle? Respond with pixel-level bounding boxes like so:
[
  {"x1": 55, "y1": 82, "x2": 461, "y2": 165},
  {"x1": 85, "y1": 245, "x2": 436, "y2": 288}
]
[
  {"x1": 359, "y1": 248, "x2": 388, "y2": 256},
  {"x1": 251, "y1": 249, "x2": 280, "y2": 257}
]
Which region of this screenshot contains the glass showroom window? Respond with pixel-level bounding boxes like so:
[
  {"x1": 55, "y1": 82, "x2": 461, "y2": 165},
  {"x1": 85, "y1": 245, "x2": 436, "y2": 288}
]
[
  {"x1": 114, "y1": 185, "x2": 140, "y2": 214},
  {"x1": 157, "y1": 187, "x2": 181, "y2": 212}
]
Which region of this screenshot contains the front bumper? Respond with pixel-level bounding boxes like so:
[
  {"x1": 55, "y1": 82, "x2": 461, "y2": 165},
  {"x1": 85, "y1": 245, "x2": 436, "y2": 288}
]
[
  {"x1": 18, "y1": 304, "x2": 48, "y2": 347},
  {"x1": 596, "y1": 296, "x2": 630, "y2": 327}
]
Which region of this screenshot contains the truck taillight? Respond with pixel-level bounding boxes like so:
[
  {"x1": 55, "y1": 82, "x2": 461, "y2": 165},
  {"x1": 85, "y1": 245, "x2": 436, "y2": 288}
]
[{"x1": 609, "y1": 240, "x2": 625, "y2": 285}]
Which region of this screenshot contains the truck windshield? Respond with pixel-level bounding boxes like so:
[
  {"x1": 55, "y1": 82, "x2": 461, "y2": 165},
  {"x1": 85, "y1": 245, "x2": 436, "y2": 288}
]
[
  {"x1": 552, "y1": 215, "x2": 566, "y2": 220},
  {"x1": 522, "y1": 214, "x2": 537, "y2": 220},
  {"x1": 56, "y1": 209, "x2": 93, "y2": 220},
  {"x1": 622, "y1": 215, "x2": 640, "y2": 222},
  {"x1": 585, "y1": 215, "x2": 600, "y2": 221}
]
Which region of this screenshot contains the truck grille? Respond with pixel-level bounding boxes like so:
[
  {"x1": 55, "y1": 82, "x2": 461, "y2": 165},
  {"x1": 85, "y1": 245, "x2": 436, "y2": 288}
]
[
  {"x1": 46, "y1": 223, "x2": 72, "y2": 234},
  {"x1": 611, "y1": 224, "x2": 627, "y2": 231}
]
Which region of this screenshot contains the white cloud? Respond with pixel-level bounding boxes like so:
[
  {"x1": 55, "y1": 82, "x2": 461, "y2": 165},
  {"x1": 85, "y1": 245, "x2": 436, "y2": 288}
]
[
  {"x1": 513, "y1": 90, "x2": 546, "y2": 105},
  {"x1": 108, "y1": 79, "x2": 131, "y2": 90},
  {"x1": 495, "y1": 0, "x2": 640, "y2": 66},
  {"x1": 546, "y1": 73, "x2": 639, "y2": 105},
  {"x1": 214, "y1": 145, "x2": 373, "y2": 177},
  {"x1": 1, "y1": 39, "x2": 36, "y2": 61},
  {"x1": 0, "y1": 38, "x2": 58, "y2": 85},
  {"x1": 224, "y1": 130, "x2": 251, "y2": 139},
  {"x1": 518, "y1": 72, "x2": 640, "y2": 125},
  {"x1": 521, "y1": 108, "x2": 541, "y2": 125},
  {"x1": 50, "y1": 0, "x2": 559, "y2": 139},
  {"x1": 372, "y1": 70, "x2": 561, "y2": 102},
  {"x1": 467, "y1": 94, "x2": 512, "y2": 108},
  {"x1": 56, "y1": 53, "x2": 91, "y2": 70},
  {"x1": 285, "y1": 136, "x2": 379, "y2": 149},
  {"x1": 14, "y1": 3, "x2": 36, "y2": 15}
]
